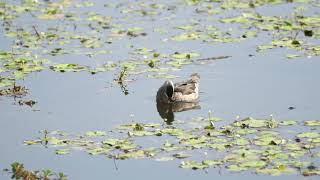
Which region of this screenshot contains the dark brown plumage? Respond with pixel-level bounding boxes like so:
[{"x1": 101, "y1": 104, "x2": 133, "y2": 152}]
[{"x1": 156, "y1": 73, "x2": 200, "y2": 103}]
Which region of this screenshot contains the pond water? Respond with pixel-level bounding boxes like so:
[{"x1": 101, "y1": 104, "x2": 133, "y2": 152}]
[{"x1": 0, "y1": 0, "x2": 320, "y2": 179}]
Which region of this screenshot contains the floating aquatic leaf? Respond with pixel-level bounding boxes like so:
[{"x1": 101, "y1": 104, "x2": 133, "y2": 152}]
[
  {"x1": 304, "y1": 120, "x2": 320, "y2": 126},
  {"x1": 80, "y1": 37, "x2": 101, "y2": 48},
  {"x1": 128, "y1": 130, "x2": 155, "y2": 137},
  {"x1": 309, "y1": 137, "x2": 320, "y2": 143},
  {"x1": 303, "y1": 169, "x2": 320, "y2": 176},
  {"x1": 47, "y1": 137, "x2": 64, "y2": 145},
  {"x1": 297, "y1": 132, "x2": 320, "y2": 138},
  {"x1": 116, "y1": 150, "x2": 147, "y2": 160},
  {"x1": 24, "y1": 140, "x2": 41, "y2": 145},
  {"x1": 55, "y1": 149, "x2": 70, "y2": 155},
  {"x1": 171, "y1": 32, "x2": 200, "y2": 41},
  {"x1": 239, "y1": 160, "x2": 267, "y2": 169},
  {"x1": 156, "y1": 157, "x2": 175, "y2": 161},
  {"x1": 172, "y1": 152, "x2": 190, "y2": 159},
  {"x1": 118, "y1": 122, "x2": 160, "y2": 130},
  {"x1": 171, "y1": 52, "x2": 200, "y2": 59},
  {"x1": 161, "y1": 141, "x2": 182, "y2": 152},
  {"x1": 86, "y1": 146, "x2": 112, "y2": 155},
  {"x1": 285, "y1": 143, "x2": 302, "y2": 151},
  {"x1": 254, "y1": 134, "x2": 285, "y2": 146},
  {"x1": 202, "y1": 160, "x2": 222, "y2": 166},
  {"x1": 0, "y1": 77, "x2": 14, "y2": 87},
  {"x1": 207, "y1": 143, "x2": 229, "y2": 152},
  {"x1": 257, "y1": 45, "x2": 275, "y2": 51},
  {"x1": 132, "y1": 47, "x2": 153, "y2": 55},
  {"x1": 286, "y1": 54, "x2": 300, "y2": 59},
  {"x1": 220, "y1": 15, "x2": 250, "y2": 24},
  {"x1": 144, "y1": 123, "x2": 161, "y2": 128},
  {"x1": 175, "y1": 24, "x2": 194, "y2": 31},
  {"x1": 180, "y1": 160, "x2": 209, "y2": 170},
  {"x1": 166, "y1": 60, "x2": 192, "y2": 67},
  {"x1": 102, "y1": 138, "x2": 136, "y2": 150},
  {"x1": 233, "y1": 137, "x2": 250, "y2": 146},
  {"x1": 257, "y1": 166, "x2": 295, "y2": 175},
  {"x1": 180, "y1": 136, "x2": 208, "y2": 146},
  {"x1": 227, "y1": 164, "x2": 247, "y2": 171},
  {"x1": 280, "y1": 120, "x2": 297, "y2": 126},
  {"x1": 128, "y1": 27, "x2": 144, "y2": 32},
  {"x1": 50, "y1": 64, "x2": 88, "y2": 72},
  {"x1": 233, "y1": 117, "x2": 268, "y2": 128}
]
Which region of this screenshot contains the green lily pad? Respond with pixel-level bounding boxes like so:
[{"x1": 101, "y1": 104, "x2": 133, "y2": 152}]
[
  {"x1": 24, "y1": 140, "x2": 41, "y2": 145},
  {"x1": 233, "y1": 117, "x2": 268, "y2": 128},
  {"x1": 128, "y1": 130, "x2": 155, "y2": 137},
  {"x1": 233, "y1": 137, "x2": 250, "y2": 146},
  {"x1": 280, "y1": 120, "x2": 297, "y2": 126},
  {"x1": 180, "y1": 160, "x2": 209, "y2": 170},
  {"x1": 202, "y1": 160, "x2": 222, "y2": 166},
  {"x1": 254, "y1": 135, "x2": 285, "y2": 146},
  {"x1": 297, "y1": 132, "x2": 320, "y2": 138},
  {"x1": 55, "y1": 149, "x2": 70, "y2": 155},
  {"x1": 302, "y1": 169, "x2": 320, "y2": 176},
  {"x1": 239, "y1": 160, "x2": 267, "y2": 168},
  {"x1": 50, "y1": 64, "x2": 88, "y2": 72},
  {"x1": 162, "y1": 142, "x2": 182, "y2": 152},
  {"x1": 286, "y1": 54, "x2": 300, "y2": 59},
  {"x1": 172, "y1": 153, "x2": 191, "y2": 159},
  {"x1": 171, "y1": 52, "x2": 200, "y2": 59},
  {"x1": 257, "y1": 166, "x2": 295, "y2": 175},
  {"x1": 304, "y1": 120, "x2": 320, "y2": 126},
  {"x1": 161, "y1": 128, "x2": 185, "y2": 136},
  {"x1": 0, "y1": 77, "x2": 14, "y2": 87},
  {"x1": 86, "y1": 146, "x2": 112, "y2": 155},
  {"x1": 227, "y1": 164, "x2": 247, "y2": 171},
  {"x1": 171, "y1": 32, "x2": 200, "y2": 41},
  {"x1": 116, "y1": 150, "x2": 145, "y2": 159},
  {"x1": 102, "y1": 138, "x2": 136, "y2": 150}
]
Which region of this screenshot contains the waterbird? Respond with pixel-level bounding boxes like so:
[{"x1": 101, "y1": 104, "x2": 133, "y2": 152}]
[{"x1": 156, "y1": 73, "x2": 200, "y2": 103}]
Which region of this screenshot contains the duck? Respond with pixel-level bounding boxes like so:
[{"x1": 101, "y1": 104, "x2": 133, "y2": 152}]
[{"x1": 156, "y1": 73, "x2": 200, "y2": 103}]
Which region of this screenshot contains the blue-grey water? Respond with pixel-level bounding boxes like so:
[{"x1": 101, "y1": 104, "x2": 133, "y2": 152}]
[{"x1": 0, "y1": 0, "x2": 319, "y2": 179}]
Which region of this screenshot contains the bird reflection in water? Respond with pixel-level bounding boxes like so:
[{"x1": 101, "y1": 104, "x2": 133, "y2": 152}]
[{"x1": 156, "y1": 101, "x2": 200, "y2": 125}]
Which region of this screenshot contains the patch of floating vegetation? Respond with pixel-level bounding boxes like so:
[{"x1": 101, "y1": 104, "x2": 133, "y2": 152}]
[
  {"x1": 0, "y1": 0, "x2": 319, "y2": 89},
  {"x1": 0, "y1": 83, "x2": 27, "y2": 97},
  {"x1": 24, "y1": 117, "x2": 320, "y2": 176},
  {"x1": 3, "y1": 162, "x2": 68, "y2": 180}
]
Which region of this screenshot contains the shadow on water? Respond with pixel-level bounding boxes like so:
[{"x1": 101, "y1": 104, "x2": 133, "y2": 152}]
[{"x1": 156, "y1": 101, "x2": 201, "y2": 125}]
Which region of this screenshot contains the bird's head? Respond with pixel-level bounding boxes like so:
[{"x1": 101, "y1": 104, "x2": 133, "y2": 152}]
[{"x1": 164, "y1": 80, "x2": 174, "y2": 100}]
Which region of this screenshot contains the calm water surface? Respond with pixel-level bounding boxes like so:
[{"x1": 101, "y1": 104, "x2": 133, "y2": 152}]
[{"x1": 0, "y1": 0, "x2": 319, "y2": 179}]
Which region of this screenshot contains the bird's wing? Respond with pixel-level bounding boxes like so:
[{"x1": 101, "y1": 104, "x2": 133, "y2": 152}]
[{"x1": 174, "y1": 79, "x2": 196, "y2": 95}]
